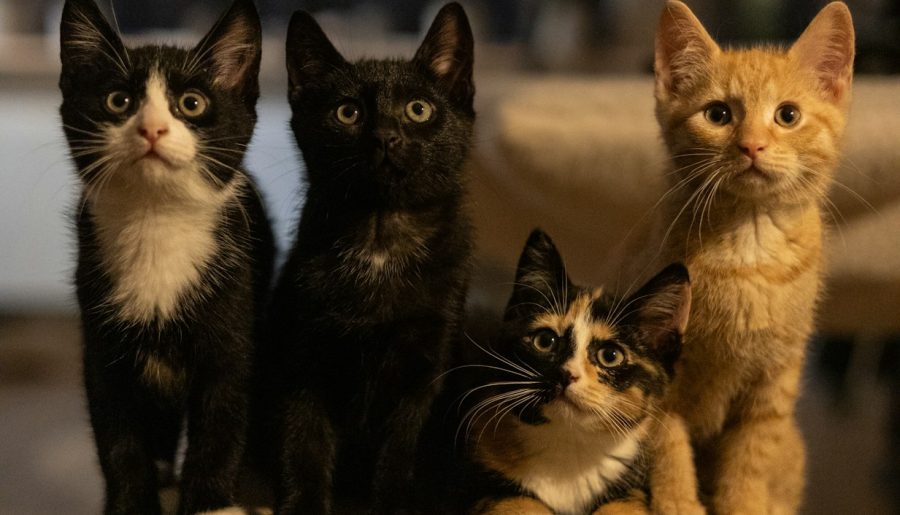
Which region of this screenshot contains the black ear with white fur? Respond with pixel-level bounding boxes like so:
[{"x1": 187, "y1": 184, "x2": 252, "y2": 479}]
[
  {"x1": 505, "y1": 229, "x2": 570, "y2": 321},
  {"x1": 192, "y1": 0, "x2": 261, "y2": 98},
  {"x1": 412, "y1": 2, "x2": 475, "y2": 112},
  {"x1": 623, "y1": 263, "x2": 691, "y2": 372},
  {"x1": 60, "y1": 0, "x2": 128, "y2": 76}
]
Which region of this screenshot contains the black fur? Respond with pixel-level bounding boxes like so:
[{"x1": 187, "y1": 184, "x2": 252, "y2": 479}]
[
  {"x1": 259, "y1": 3, "x2": 475, "y2": 514},
  {"x1": 60, "y1": 1, "x2": 274, "y2": 513},
  {"x1": 428, "y1": 230, "x2": 690, "y2": 513}
]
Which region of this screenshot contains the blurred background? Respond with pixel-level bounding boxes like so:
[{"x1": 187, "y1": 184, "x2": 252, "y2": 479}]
[{"x1": 1, "y1": 0, "x2": 898, "y2": 513}]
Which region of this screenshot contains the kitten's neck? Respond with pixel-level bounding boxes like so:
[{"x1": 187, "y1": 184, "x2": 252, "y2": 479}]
[
  {"x1": 664, "y1": 193, "x2": 823, "y2": 269},
  {"x1": 298, "y1": 187, "x2": 463, "y2": 249}
]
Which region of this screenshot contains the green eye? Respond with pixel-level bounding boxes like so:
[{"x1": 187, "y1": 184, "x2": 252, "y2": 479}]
[
  {"x1": 531, "y1": 330, "x2": 559, "y2": 353},
  {"x1": 405, "y1": 99, "x2": 434, "y2": 123},
  {"x1": 774, "y1": 103, "x2": 801, "y2": 127},
  {"x1": 704, "y1": 102, "x2": 732, "y2": 125},
  {"x1": 105, "y1": 91, "x2": 131, "y2": 114},
  {"x1": 336, "y1": 102, "x2": 361, "y2": 125},
  {"x1": 596, "y1": 343, "x2": 625, "y2": 368},
  {"x1": 178, "y1": 90, "x2": 209, "y2": 118}
]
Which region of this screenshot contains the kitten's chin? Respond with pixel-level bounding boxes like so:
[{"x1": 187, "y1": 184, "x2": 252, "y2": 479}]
[
  {"x1": 725, "y1": 165, "x2": 820, "y2": 207},
  {"x1": 545, "y1": 395, "x2": 602, "y2": 427}
]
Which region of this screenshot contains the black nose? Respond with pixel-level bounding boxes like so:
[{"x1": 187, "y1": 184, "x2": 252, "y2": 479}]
[{"x1": 376, "y1": 129, "x2": 403, "y2": 151}]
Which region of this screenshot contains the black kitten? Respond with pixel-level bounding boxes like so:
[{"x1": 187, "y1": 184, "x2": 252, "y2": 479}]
[
  {"x1": 261, "y1": 3, "x2": 475, "y2": 514},
  {"x1": 59, "y1": 0, "x2": 274, "y2": 513},
  {"x1": 437, "y1": 230, "x2": 690, "y2": 514}
]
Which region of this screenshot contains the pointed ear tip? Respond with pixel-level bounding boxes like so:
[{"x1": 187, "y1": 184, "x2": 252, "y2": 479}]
[
  {"x1": 526, "y1": 228, "x2": 551, "y2": 245},
  {"x1": 232, "y1": 0, "x2": 261, "y2": 19},
  {"x1": 663, "y1": 0, "x2": 693, "y2": 18},
  {"x1": 289, "y1": 10, "x2": 317, "y2": 29},
  {"x1": 287, "y1": 11, "x2": 319, "y2": 43},
  {"x1": 815, "y1": 2, "x2": 853, "y2": 28},
  {"x1": 438, "y1": 2, "x2": 467, "y2": 18}
]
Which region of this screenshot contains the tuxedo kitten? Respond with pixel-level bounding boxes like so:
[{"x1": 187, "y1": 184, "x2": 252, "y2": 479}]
[
  {"x1": 453, "y1": 230, "x2": 690, "y2": 515},
  {"x1": 262, "y1": 3, "x2": 475, "y2": 513},
  {"x1": 59, "y1": 1, "x2": 274, "y2": 513},
  {"x1": 648, "y1": 3, "x2": 855, "y2": 513}
]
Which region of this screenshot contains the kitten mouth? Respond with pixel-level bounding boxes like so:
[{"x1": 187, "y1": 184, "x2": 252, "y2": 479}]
[
  {"x1": 138, "y1": 149, "x2": 173, "y2": 166},
  {"x1": 739, "y1": 164, "x2": 773, "y2": 180},
  {"x1": 556, "y1": 391, "x2": 586, "y2": 412}
]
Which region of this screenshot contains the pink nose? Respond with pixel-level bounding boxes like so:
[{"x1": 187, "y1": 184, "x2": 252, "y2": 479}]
[
  {"x1": 139, "y1": 124, "x2": 169, "y2": 143},
  {"x1": 739, "y1": 141, "x2": 766, "y2": 159}
]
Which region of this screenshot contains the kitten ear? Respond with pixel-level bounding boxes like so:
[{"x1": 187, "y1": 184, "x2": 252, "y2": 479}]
[
  {"x1": 412, "y1": 2, "x2": 475, "y2": 111},
  {"x1": 654, "y1": 0, "x2": 718, "y2": 98},
  {"x1": 505, "y1": 229, "x2": 570, "y2": 321},
  {"x1": 286, "y1": 10, "x2": 347, "y2": 99},
  {"x1": 192, "y1": 0, "x2": 262, "y2": 94},
  {"x1": 59, "y1": 0, "x2": 128, "y2": 75},
  {"x1": 789, "y1": 1, "x2": 855, "y2": 103},
  {"x1": 624, "y1": 263, "x2": 691, "y2": 370}
]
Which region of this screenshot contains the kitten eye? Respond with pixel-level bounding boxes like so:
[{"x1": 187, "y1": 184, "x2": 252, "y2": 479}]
[
  {"x1": 596, "y1": 343, "x2": 625, "y2": 368},
  {"x1": 774, "y1": 104, "x2": 801, "y2": 127},
  {"x1": 336, "y1": 102, "x2": 361, "y2": 125},
  {"x1": 105, "y1": 91, "x2": 131, "y2": 114},
  {"x1": 178, "y1": 90, "x2": 209, "y2": 118},
  {"x1": 530, "y1": 330, "x2": 559, "y2": 353},
  {"x1": 704, "y1": 102, "x2": 732, "y2": 126},
  {"x1": 405, "y1": 100, "x2": 434, "y2": 123}
]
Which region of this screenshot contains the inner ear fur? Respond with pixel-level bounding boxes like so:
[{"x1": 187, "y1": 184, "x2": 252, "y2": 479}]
[
  {"x1": 60, "y1": 0, "x2": 127, "y2": 74},
  {"x1": 412, "y1": 2, "x2": 475, "y2": 111},
  {"x1": 192, "y1": 0, "x2": 262, "y2": 94},
  {"x1": 505, "y1": 229, "x2": 570, "y2": 321},
  {"x1": 654, "y1": 0, "x2": 719, "y2": 98},
  {"x1": 625, "y1": 263, "x2": 691, "y2": 354},
  {"x1": 789, "y1": 1, "x2": 855, "y2": 103}
]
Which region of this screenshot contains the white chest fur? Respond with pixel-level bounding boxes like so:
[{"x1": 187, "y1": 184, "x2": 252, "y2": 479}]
[
  {"x1": 91, "y1": 194, "x2": 223, "y2": 324},
  {"x1": 510, "y1": 418, "x2": 642, "y2": 515},
  {"x1": 81, "y1": 69, "x2": 240, "y2": 325}
]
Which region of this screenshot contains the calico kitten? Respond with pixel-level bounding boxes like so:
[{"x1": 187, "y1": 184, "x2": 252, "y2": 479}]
[
  {"x1": 449, "y1": 230, "x2": 690, "y2": 515},
  {"x1": 263, "y1": 3, "x2": 475, "y2": 513},
  {"x1": 647, "y1": 2, "x2": 855, "y2": 514},
  {"x1": 59, "y1": 0, "x2": 274, "y2": 513}
]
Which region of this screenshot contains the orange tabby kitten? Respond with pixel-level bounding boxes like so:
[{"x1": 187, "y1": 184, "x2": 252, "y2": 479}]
[{"x1": 647, "y1": 2, "x2": 855, "y2": 514}]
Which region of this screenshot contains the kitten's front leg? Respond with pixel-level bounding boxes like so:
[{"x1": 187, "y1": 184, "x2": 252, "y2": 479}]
[
  {"x1": 648, "y1": 411, "x2": 706, "y2": 515},
  {"x1": 275, "y1": 389, "x2": 337, "y2": 515},
  {"x1": 178, "y1": 344, "x2": 250, "y2": 514},
  {"x1": 84, "y1": 363, "x2": 161, "y2": 515},
  {"x1": 710, "y1": 365, "x2": 804, "y2": 515},
  {"x1": 370, "y1": 388, "x2": 437, "y2": 515}
]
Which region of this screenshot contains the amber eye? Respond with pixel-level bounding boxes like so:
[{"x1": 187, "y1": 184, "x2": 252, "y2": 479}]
[
  {"x1": 178, "y1": 90, "x2": 209, "y2": 118},
  {"x1": 405, "y1": 99, "x2": 434, "y2": 123},
  {"x1": 596, "y1": 343, "x2": 625, "y2": 368},
  {"x1": 336, "y1": 102, "x2": 361, "y2": 125},
  {"x1": 531, "y1": 330, "x2": 559, "y2": 353},
  {"x1": 704, "y1": 102, "x2": 732, "y2": 125},
  {"x1": 105, "y1": 91, "x2": 131, "y2": 114},
  {"x1": 774, "y1": 104, "x2": 801, "y2": 127}
]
